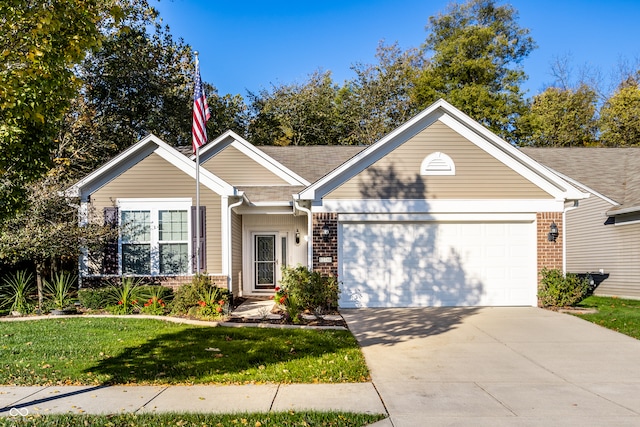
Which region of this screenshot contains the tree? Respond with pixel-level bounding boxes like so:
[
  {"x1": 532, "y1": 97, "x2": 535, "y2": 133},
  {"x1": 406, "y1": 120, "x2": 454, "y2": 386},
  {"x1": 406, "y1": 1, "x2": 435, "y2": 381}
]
[
  {"x1": 0, "y1": 169, "x2": 114, "y2": 310},
  {"x1": 248, "y1": 70, "x2": 341, "y2": 146},
  {"x1": 519, "y1": 85, "x2": 599, "y2": 146},
  {"x1": 0, "y1": 0, "x2": 117, "y2": 219},
  {"x1": 338, "y1": 42, "x2": 424, "y2": 145},
  {"x1": 412, "y1": 0, "x2": 536, "y2": 142},
  {"x1": 599, "y1": 76, "x2": 640, "y2": 146}
]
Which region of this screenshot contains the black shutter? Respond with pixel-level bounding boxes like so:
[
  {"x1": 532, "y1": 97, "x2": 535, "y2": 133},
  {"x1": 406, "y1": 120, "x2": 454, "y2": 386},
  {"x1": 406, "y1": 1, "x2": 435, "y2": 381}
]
[
  {"x1": 103, "y1": 207, "x2": 119, "y2": 275},
  {"x1": 191, "y1": 206, "x2": 206, "y2": 272}
]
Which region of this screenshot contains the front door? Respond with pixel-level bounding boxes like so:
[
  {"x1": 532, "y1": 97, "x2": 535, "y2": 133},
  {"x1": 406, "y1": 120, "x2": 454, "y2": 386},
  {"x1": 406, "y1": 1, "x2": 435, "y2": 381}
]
[{"x1": 253, "y1": 233, "x2": 277, "y2": 290}]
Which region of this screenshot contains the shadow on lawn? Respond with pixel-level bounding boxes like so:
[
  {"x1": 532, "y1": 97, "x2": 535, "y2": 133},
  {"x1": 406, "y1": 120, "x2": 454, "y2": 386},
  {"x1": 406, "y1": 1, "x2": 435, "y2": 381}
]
[{"x1": 86, "y1": 326, "x2": 358, "y2": 384}]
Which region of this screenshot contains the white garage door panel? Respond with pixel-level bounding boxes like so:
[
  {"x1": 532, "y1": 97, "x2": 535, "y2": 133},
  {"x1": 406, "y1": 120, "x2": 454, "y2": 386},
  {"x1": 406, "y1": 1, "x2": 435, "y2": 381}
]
[{"x1": 339, "y1": 222, "x2": 536, "y2": 308}]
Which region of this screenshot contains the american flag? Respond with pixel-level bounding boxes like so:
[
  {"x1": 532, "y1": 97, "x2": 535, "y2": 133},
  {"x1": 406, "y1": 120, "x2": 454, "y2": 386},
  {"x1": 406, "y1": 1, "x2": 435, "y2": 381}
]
[{"x1": 192, "y1": 55, "x2": 211, "y2": 153}]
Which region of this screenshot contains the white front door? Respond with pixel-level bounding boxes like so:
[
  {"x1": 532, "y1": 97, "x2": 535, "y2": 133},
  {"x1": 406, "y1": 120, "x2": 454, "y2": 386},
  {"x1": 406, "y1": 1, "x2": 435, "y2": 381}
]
[{"x1": 252, "y1": 233, "x2": 279, "y2": 291}]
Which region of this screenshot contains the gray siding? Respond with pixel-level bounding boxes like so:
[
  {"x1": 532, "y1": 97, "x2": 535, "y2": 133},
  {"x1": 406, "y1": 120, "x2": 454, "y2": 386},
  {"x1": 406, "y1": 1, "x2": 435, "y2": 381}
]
[
  {"x1": 203, "y1": 145, "x2": 289, "y2": 186},
  {"x1": 91, "y1": 152, "x2": 223, "y2": 273},
  {"x1": 566, "y1": 195, "x2": 640, "y2": 299},
  {"x1": 328, "y1": 120, "x2": 551, "y2": 200}
]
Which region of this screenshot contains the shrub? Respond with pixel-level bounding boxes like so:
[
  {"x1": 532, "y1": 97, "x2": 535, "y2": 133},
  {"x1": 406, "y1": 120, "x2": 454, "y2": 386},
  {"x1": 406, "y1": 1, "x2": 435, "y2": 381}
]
[
  {"x1": 105, "y1": 277, "x2": 143, "y2": 314},
  {"x1": 194, "y1": 285, "x2": 229, "y2": 320},
  {"x1": 139, "y1": 285, "x2": 173, "y2": 315},
  {"x1": 538, "y1": 268, "x2": 589, "y2": 308},
  {"x1": 171, "y1": 274, "x2": 228, "y2": 318},
  {"x1": 78, "y1": 287, "x2": 111, "y2": 310},
  {"x1": 44, "y1": 271, "x2": 77, "y2": 310},
  {"x1": 277, "y1": 265, "x2": 340, "y2": 320},
  {"x1": 0, "y1": 270, "x2": 36, "y2": 315}
]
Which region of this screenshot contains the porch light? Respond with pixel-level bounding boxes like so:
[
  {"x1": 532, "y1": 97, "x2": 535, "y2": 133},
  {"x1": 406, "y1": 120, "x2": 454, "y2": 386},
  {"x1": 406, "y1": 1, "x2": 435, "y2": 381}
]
[
  {"x1": 548, "y1": 221, "x2": 559, "y2": 242},
  {"x1": 295, "y1": 229, "x2": 300, "y2": 245},
  {"x1": 322, "y1": 223, "x2": 330, "y2": 242}
]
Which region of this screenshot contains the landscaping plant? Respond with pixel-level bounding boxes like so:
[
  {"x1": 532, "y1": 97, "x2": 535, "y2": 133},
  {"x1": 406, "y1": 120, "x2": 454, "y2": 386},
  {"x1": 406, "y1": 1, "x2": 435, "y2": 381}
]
[
  {"x1": 43, "y1": 271, "x2": 77, "y2": 311},
  {"x1": 538, "y1": 268, "x2": 590, "y2": 308},
  {"x1": 194, "y1": 285, "x2": 228, "y2": 320},
  {"x1": 0, "y1": 270, "x2": 36, "y2": 315},
  {"x1": 105, "y1": 277, "x2": 142, "y2": 314},
  {"x1": 276, "y1": 265, "x2": 340, "y2": 321},
  {"x1": 171, "y1": 273, "x2": 227, "y2": 316},
  {"x1": 139, "y1": 285, "x2": 172, "y2": 315}
]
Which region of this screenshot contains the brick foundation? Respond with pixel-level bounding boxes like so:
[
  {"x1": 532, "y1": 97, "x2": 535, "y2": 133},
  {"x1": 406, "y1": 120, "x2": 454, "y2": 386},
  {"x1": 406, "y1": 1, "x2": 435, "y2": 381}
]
[
  {"x1": 80, "y1": 274, "x2": 228, "y2": 290},
  {"x1": 312, "y1": 213, "x2": 338, "y2": 276}
]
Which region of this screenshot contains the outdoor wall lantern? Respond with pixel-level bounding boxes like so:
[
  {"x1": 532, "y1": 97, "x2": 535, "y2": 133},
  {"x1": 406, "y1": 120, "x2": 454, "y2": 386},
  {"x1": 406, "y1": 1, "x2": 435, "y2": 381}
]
[
  {"x1": 322, "y1": 223, "x2": 330, "y2": 242},
  {"x1": 295, "y1": 229, "x2": 300, "y2": 245},
  {"x1": 548, "y1": 221, "x2": 559, "y2": 242}
]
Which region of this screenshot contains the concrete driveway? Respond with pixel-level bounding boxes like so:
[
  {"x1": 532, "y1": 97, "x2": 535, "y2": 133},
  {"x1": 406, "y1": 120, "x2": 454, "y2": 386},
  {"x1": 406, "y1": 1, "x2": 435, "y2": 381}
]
[{"x1": 341, "y1": 307, "x2": 640, "y2": 426}]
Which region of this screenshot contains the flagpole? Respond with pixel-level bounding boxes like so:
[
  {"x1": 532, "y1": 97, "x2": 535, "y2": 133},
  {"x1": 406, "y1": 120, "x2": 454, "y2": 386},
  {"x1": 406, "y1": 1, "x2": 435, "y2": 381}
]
[{"x1": 194, "y1": 51, "x2": 201, "y2": 275}]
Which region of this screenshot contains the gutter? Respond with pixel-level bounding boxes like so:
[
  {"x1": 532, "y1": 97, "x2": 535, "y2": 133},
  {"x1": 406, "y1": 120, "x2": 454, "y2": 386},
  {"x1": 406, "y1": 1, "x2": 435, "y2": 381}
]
[{"x1": 226, "y1": 192, "x2": 245, "y2": 294}]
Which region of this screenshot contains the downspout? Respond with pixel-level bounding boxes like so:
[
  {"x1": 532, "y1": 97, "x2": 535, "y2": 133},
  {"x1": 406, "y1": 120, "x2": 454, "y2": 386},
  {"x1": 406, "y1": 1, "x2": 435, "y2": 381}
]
[
  {"x1": 562, "y1": 200, "x2": 580, "y2": 274},
  {"x1": 227, "y1": 194, "x2": 245, "y2": 294},
  {"x1": 294, "y1": 198, "x2": 313, "y2": 269}
]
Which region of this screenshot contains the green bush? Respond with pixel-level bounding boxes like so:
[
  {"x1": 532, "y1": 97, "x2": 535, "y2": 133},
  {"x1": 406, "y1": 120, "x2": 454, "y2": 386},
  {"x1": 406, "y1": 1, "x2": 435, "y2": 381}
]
[
  {"x1": 171, "y1": 274, "x2": 229, "y2": 317},
  {"x1": 78, "y1": 287, "x2": 111, "y2": 309},
  {"x1": 538, "y1": 268, "x2": 589, "y2": 308},
  {"x1": 279, "y1": 265, "x2": 340, "y2": 315},
  {"x1": 105, "y1": 277, "x2": 143, "y2": 314}
]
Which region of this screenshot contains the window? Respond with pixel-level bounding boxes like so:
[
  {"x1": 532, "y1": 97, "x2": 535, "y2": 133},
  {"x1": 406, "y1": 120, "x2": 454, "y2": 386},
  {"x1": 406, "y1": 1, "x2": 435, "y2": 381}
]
[
  {"x1": 119, "y1": 200, "x2": 191, "y2": 275},
  {"x1": 420, "y1": 152, "x2": 456, "y2": 176}
]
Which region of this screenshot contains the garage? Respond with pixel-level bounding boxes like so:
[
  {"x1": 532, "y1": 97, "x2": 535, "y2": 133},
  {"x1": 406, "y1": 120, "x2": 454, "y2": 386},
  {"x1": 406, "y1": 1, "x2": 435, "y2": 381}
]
[{"x1": 338, "y1": 219, "x2": 537, "y2": 308}]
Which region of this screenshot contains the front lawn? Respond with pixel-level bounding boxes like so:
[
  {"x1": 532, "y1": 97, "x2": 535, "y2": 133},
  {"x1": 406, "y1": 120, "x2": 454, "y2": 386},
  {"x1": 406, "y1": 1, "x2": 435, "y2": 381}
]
[
  {"x1": 574, "y1": 295, "x2": 640, "y2": 339},
  {"x1": 0, "y1": 411, "x2": 386, "y2": 427},
  {"x1": 0, "y1": 318, "x2": 369, "y2": 385}
]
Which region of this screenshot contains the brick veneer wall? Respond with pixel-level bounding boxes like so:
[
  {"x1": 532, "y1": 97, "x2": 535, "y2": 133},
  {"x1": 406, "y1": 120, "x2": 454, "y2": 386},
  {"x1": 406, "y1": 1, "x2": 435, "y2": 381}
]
[
  {"x1": 537, "y1": 212, "x2": 563, "y2": 278},
  {"x1": 312, "y1": 213, "x2": 338, "y2": 276}
]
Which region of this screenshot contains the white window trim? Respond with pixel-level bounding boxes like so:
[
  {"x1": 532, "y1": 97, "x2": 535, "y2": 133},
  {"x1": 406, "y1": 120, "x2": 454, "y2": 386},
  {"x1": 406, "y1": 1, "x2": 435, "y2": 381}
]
[
  {"x1": 118, "y1": 198, "x2": 192, "y2": 276},
  {"x1": 420, "y1": 152, "x2": 456, "y2": 176}
]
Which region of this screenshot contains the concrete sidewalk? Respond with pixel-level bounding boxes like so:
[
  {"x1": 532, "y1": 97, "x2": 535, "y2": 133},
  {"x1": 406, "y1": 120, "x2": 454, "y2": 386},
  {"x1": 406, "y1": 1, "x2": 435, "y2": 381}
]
[{"x1": 0, "y1": 383, "x2": 387, "y2": 418}]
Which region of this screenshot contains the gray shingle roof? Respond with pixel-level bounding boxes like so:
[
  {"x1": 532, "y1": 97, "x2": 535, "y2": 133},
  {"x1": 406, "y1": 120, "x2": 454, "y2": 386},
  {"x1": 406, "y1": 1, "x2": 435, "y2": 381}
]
[
  {"x1": 521, "y1": 147, "x2": 640, "y2": 213},
  {"x1": 259, "y1": 145, "x2": 366, "y2": 183}
]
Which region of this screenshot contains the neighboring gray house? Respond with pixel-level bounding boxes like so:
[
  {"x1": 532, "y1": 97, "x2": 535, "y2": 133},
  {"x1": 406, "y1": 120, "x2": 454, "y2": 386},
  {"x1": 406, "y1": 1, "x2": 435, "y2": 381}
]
[{"x1": 522, "y1": 147, "x2": 640, "y2": 299}]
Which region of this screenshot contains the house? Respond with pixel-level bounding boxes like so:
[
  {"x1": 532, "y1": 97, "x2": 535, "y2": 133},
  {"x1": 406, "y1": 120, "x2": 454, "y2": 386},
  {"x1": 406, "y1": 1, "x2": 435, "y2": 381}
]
[
  {"x1": 521, "y1": 147, "x2": 640, "y2": 300},
  {"x1": 68, "y1": 99, "x2": 588, "y2": 308}
]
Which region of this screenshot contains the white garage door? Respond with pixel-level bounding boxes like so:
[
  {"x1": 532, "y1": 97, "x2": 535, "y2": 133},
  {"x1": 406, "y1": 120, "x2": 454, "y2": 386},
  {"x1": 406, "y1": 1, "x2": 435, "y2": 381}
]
[{"x1": 339, "y1": 221, "x2": 536, "y2": 308}]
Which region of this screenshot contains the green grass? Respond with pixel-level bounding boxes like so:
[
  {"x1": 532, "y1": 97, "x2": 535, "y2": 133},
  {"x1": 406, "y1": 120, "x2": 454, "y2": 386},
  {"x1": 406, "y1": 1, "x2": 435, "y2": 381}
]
[
  {"x1": 0, "y1": 318, "x2": 369, "y2": 385},
  {"x1": 0, "y1": 411, "x2": 386, "y2": 427},
  {"x1": 575, "y1": 296, "x2": 640, "y2": 339}
]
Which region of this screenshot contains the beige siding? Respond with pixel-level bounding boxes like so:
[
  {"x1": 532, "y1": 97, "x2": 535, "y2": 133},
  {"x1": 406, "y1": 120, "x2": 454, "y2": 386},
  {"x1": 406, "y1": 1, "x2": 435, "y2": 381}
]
[
  {"x1": 566, "y1": 196, "x2": 640, "y2": 299},
  {"x1": 328, "y1": 120, "x2": 551, "y2": 200},
  {"x1": 231, "y1": 211, "x2": 243, "y2": 295},
  {"x1": 91, "y1": 152, "x2": 223, "y2": 273},
  {"x1": 203, "y1": 145, "x2": 289, "y2": 186}
]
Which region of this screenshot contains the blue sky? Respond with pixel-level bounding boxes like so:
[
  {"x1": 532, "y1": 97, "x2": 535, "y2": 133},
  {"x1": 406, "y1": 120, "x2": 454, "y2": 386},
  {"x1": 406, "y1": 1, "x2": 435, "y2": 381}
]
[{"x1": 154, "y1": 0, "x2": 640, "y2": 98}]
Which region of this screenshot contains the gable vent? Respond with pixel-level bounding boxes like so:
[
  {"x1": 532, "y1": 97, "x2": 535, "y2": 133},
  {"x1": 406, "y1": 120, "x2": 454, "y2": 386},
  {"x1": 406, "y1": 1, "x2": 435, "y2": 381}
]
[{"x1": 421, "y1": 152, "x2": 456, "y2": 176}]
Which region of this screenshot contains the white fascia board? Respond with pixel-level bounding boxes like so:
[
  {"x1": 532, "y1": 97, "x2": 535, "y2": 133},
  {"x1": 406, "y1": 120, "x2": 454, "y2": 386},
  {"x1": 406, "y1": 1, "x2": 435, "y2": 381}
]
[
  {"x1": 316, "y1": 198, "x2": 566, "y2": 214},
  {"x1": 299, "y1": 105, "x2": 444, "y2": 201},
  {"x1": 437, "y1": 113, "x2": 589, "y2": 202},
  {"x1": 339, "y1": 212, "x2": 536, "y2": 222},
  {"x1": 199, "y1": 130, "x2": 310, "y2": 186}
]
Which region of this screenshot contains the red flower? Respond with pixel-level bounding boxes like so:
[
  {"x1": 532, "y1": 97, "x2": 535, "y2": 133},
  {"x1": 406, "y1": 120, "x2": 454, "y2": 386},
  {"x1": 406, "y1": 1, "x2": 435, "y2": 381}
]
[
  {"x1": 279, "y1": 296, "x2": 286, "y2": 304},
  {"x1": 117, "y1": 300, "x2": 123, "y2": 305},
  {"x1": 198, "y1": 300, "x2": 206, "y2": 307},
  {"x1": 218, "y1": 300, "x2": 225, "y2": 306},
  {"x1": 275, "y1": 286, "x2": 280, "y2": 291},
  {"x1": 216, "y1": 306, "x2": 223, "y2": 313}
]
